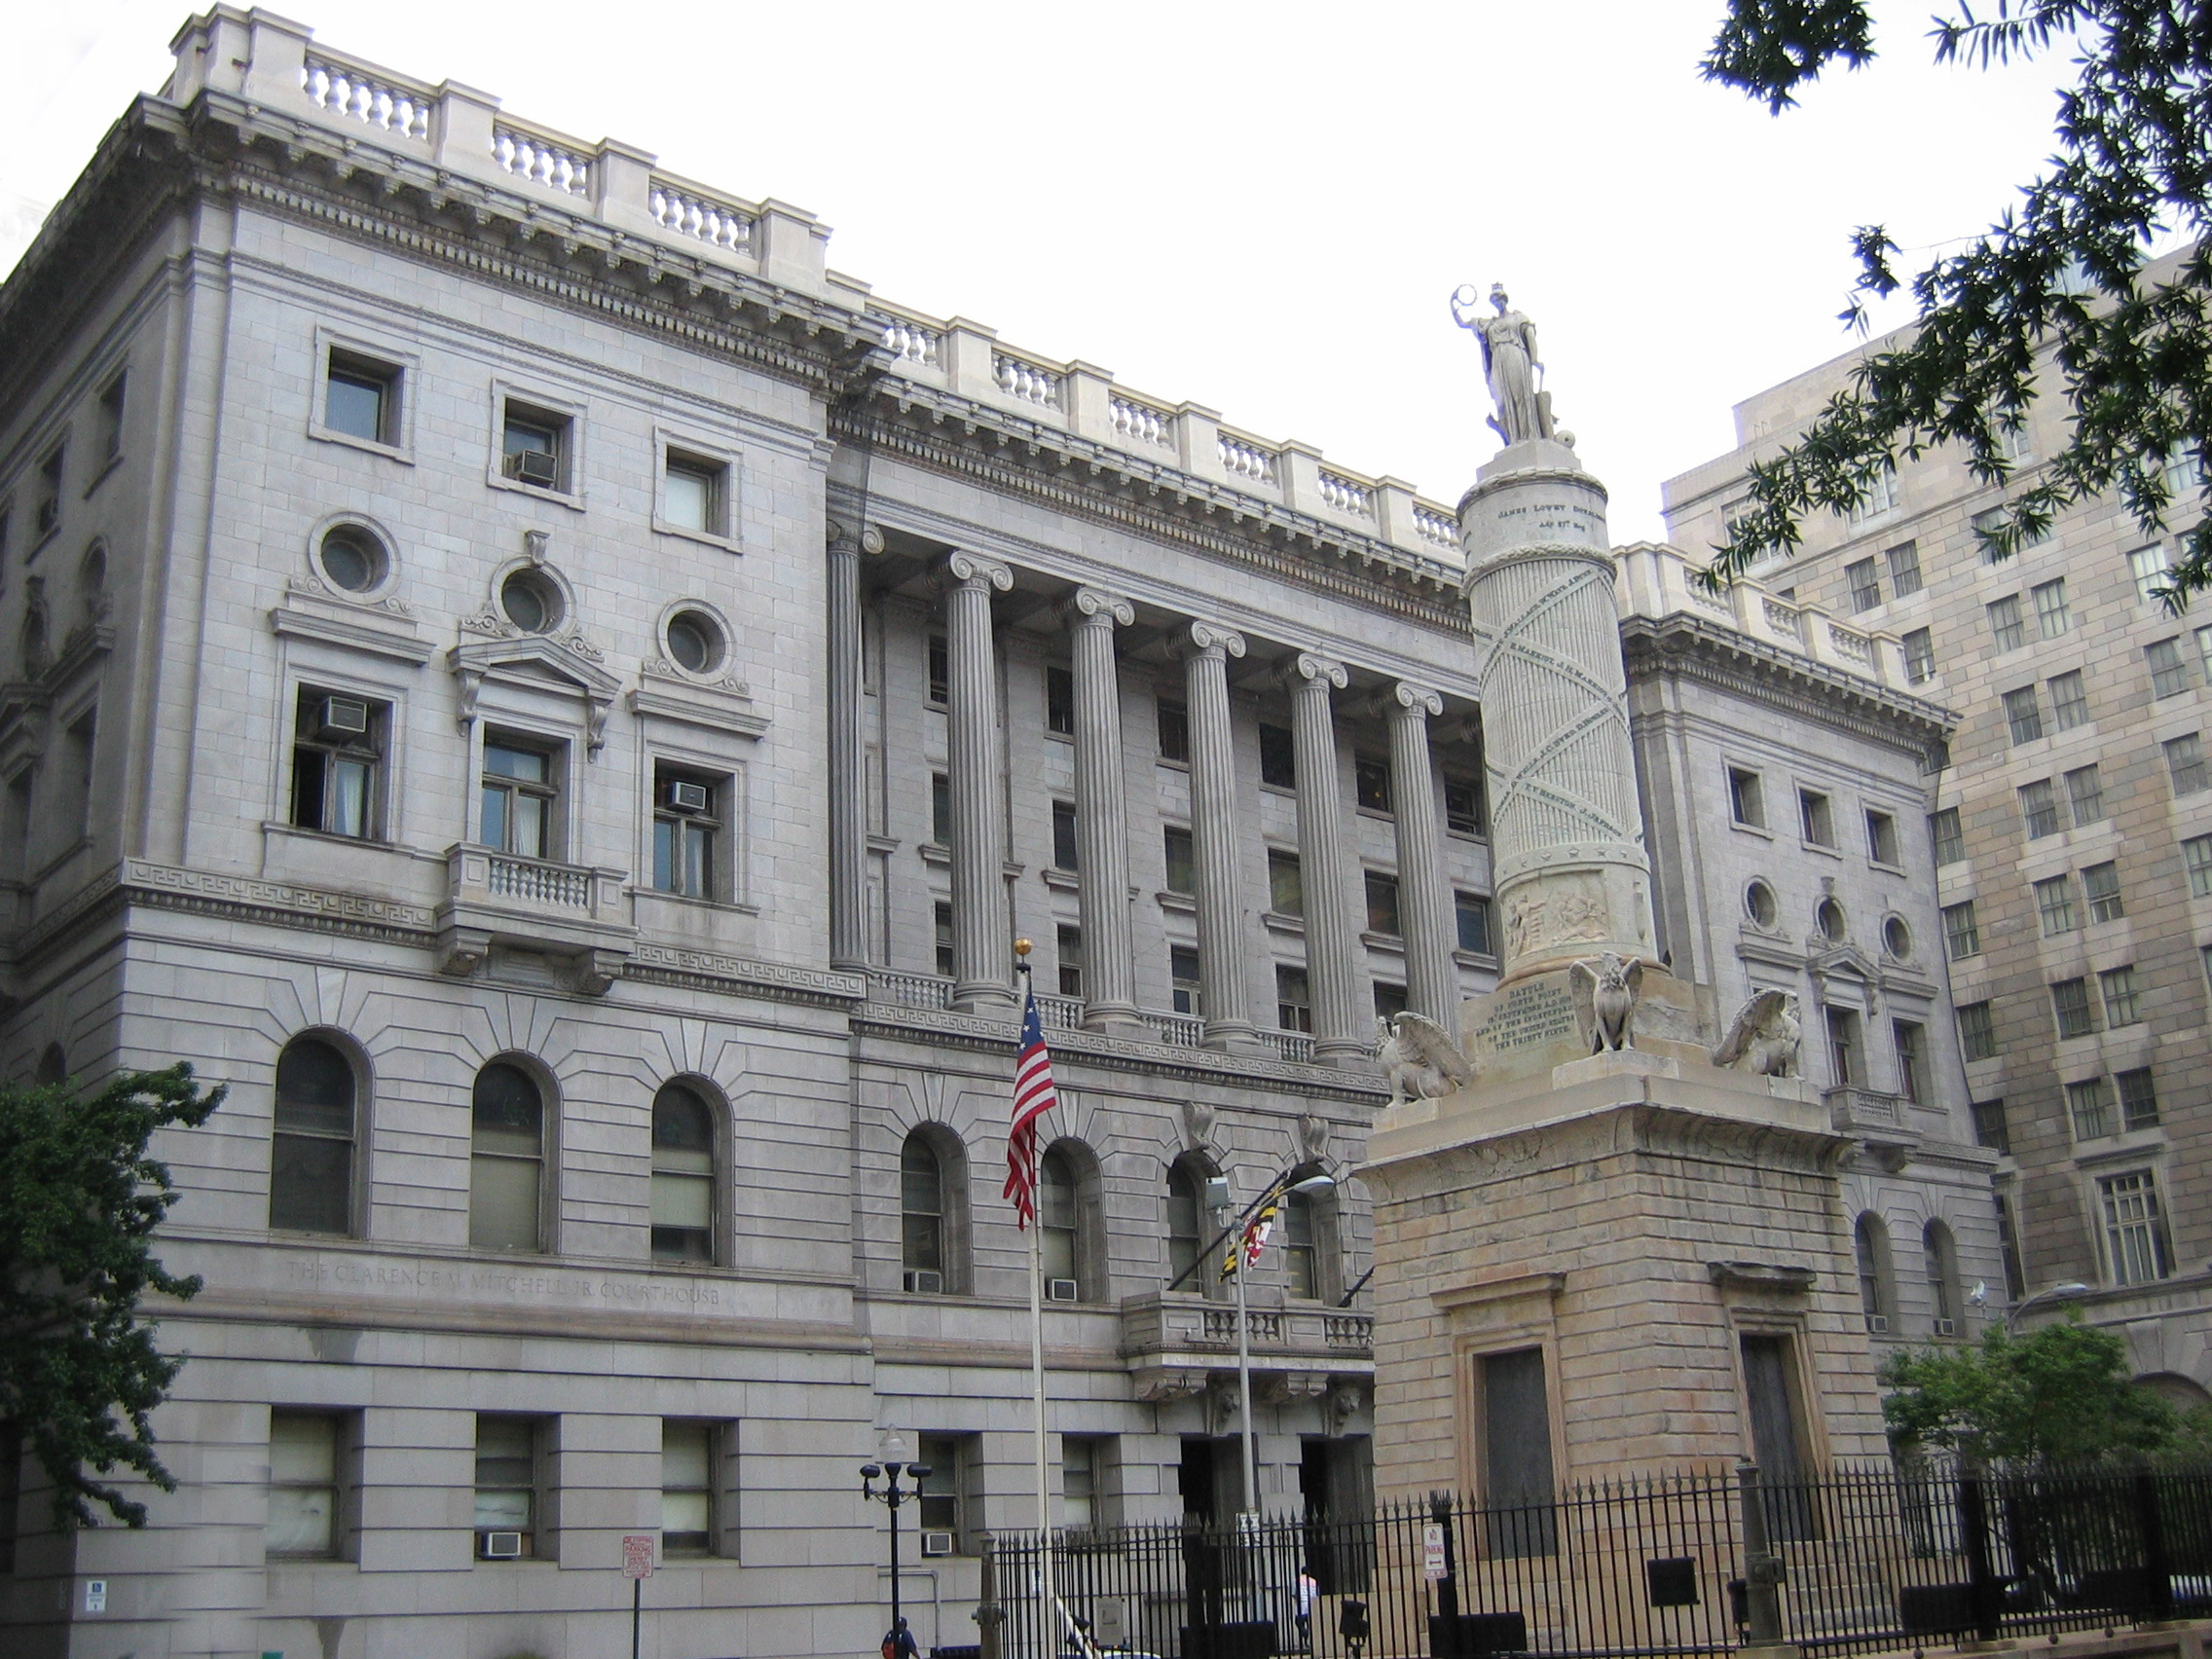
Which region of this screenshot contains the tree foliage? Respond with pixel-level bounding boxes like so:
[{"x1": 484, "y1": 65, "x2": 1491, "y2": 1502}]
[
  {"x1": 1881, "y1": 1316, "x2": 2179, "y2": 1461},
  {"x1": 1700, "y1": 1, "x2": 2212, "y2": 608},
  {"x1": 0, "y1": 1064, "x2": 223, "y2": 1529}
]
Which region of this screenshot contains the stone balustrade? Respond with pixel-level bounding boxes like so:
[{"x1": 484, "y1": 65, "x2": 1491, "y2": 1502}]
[
  {"x1": 493, "y1": 124, "x2": 592, "y2": 197},
  {"x1": 302, "y1": 56, "x2": 432, "y2": 140},
  {"x1": 436, "y1": 844, "x2": 634, "y2": 996},
  {"x1": 649, "y1": 178, "x2": 755, "y2": 252},
  {"x1": 1121, "y1": 1292, "x2": 1376, "y2": 1402},
  {"x1": 1217, "y1": 430, "x2": 1278, "y2": 487}
]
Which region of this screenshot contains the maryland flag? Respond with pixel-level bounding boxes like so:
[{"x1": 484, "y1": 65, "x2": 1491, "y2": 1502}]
[{"x1": 1220, "y1": 1189, "x2": 1280, "y2": 1280}]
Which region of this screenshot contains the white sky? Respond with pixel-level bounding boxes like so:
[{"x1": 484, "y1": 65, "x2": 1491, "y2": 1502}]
[{"x1": 1, "y1": 0, "x2": 2078, "y2": 541}]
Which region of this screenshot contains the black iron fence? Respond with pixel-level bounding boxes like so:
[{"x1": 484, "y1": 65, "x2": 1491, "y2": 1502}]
[{"x1": 981, "y1": 1459, "x2": 2212, "y2": 1659}]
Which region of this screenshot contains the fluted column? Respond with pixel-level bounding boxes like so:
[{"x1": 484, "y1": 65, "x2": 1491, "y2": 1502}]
[
  {"x1": 1279, "y1": 653, "x2": 1367, "y2": 1063},
  {"x1": 937, "y1": 551, "x2": 1015, "y2": 1013},
  {"x1": 1178, "y1": 620, "x2": 1257, "y2": 1050},
  {"x1": 1382, "y1": 681, "x2": 1456, "y2": 1022},
  {"x1": 1062, "y1": 587, "x2": 1140, "y2": 1031},
  {"x1": 827, "y1": 519, "x2": 881, "y2": 973}
]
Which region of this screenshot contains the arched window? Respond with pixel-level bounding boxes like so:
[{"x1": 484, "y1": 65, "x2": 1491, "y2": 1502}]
[
  {"x1": 34, "y1": 1043, "x2": 66, "y2": 1086},
  {"x1": 651, "y1": 1083, "x2": 716, "y2": 1264},
  {"x1": 1855, "y1": 1212, "x2": 1896, "y2": 1332},
  {"x1": 1282, "y1": 1190, "x2": 1320, "y2": 1300},
  {"x1": 271, "y1": 1035, "x2": 356, "y2": 1235},
  {"x1": 1166, "y1": 1158, "x2": 1208, "y2": 1290},
  {"x1": 1923, "y1": 1219, "x2": 1963, "y2": 1333},
  {"x1": 902, "y1": 1131, "x2": 946, "y2": 1293},
  {"x1": 471, "y1": 1061, "x2": 544, "y2": 1252},
  {"x1": 1041, "y1": 1148, "x2": 1079, "y2": 1294}
]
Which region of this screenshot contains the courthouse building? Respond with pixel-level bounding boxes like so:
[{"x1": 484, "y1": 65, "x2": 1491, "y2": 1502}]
[{"x1": 0, "y1": 11, "x2": 1996, "y2": 1659}]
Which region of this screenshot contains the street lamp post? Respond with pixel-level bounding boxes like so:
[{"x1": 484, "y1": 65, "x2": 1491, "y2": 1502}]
[
  {"x1": 2004, "y1": 1280, "x2": 2089, "y2": 1333},
  {"x1": 862, "y1": 1458, "x2": 932, "y2": 1656}
]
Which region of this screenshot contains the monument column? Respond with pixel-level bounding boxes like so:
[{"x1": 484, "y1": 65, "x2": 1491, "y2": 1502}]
[
  {"x1": 1063, "y1": 587, "x2": 1141, "y2": 1031},
  {"x1": 826, "y1": 519, "x2": 880, "y2": 973},
  {"x1": 1381, "y1": 681, "x2": 1456, "y2": 1021},
  {"x1": 937, "y1": 551, "x2": 1016, "y2": 1014},
  {"x1": 1179, "y1": 620, "x2": 1259, "y2": 1051},
  {"x1": 1279, "y1": 653, "x2": 1367, "y2": 1063}
]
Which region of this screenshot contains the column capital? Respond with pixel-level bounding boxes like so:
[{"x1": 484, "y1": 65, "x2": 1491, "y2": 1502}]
[
  {"x1": 1060, "y1": 586, "x2": 1134, "y2": 628},
  {"x1": 1173, "y1": 619, "x2": 1246, "y2": 661},
  {"x1": 825, "y1": 519, "x2": 885, "y2": 554},
  {"x1": 1275, "y1": 652, "x2": 1347, "y2": 692},
  {"x1": 1377, "y1": 680, "x2": 1444, "y2": 719},
  {"x1": 933, "y1": 550, "x2": 1014, "y2": 594}
]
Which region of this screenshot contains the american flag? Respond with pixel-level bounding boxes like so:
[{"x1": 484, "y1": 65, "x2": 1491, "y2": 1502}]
[{"x1": 1004, "y1": 981, "x2": 1057, "y2": 1229}]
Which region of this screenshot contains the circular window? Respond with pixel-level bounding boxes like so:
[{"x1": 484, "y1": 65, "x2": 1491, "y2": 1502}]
[
  {"x1": 318, "y1": 524, "x2": 387, "y2": 594},
  {"x1": 1746, "y1": 880, "x2": 1778, "y2": 928},
  {"x1": 1884, "y1": 915, "x2": 1911, "y2": 958},
  {"x1": 665, "y1": 608, "x2": 725, "y2": 675},
  {"x1": 1817, "y1": 898, "x2": 1847, "y2": 942},
  {"x1": 500, "y1": 569, "x2": 563, "y2": 634}
]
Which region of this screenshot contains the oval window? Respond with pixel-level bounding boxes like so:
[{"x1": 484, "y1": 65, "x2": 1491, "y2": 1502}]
[
  {"x1": 319, "y1": 524, "x2": 387, "y2": 593},
  {"x1": 1745, "y1": 880, "x2": 1778, "y2": 928},
  {"x1": 1817, "y1": 898, "x2": 1847, "y2": 941},
  {"x1": 665, "y1": 609, "x2": 724, "y2": 675},
  {"x1": 500, "y1": 570, "x2": 562, "y2": 634},
  {"x1": 1884, "y1": 915, "x2": 1911, "y2": 958}
]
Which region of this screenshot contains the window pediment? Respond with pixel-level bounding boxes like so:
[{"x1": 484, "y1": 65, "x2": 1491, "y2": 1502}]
[{"x1": 449, "y1": 633, "x2": 621, "y2": 754}]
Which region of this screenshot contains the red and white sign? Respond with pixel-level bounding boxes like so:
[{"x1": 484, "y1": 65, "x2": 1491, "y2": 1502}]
[
  {"x1": 622, "y1": 1533, "x2": 656, "y2": 1579},
  {"x1": 1422, "y1": 1523, "x2": 1448, "y2": 1581}
]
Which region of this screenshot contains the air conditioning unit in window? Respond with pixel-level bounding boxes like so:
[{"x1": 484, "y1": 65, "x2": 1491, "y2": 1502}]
[
  {"x1": 1047, "y1": 1278, "x2": 1079, "y2": 1302},
  {"x1": 1865, "y1": 1314, "x2": 1890, "y2": 1335},
  {"x1": 665, "y1": 780, "x2": 711, "y2": 814},
  {"x1": 1934, "y1": 1318, "x2": 1958, "y2": 1337},
  {"x1": 903, "y1": 1270, "x2": 942, "y2": 1295},
  {"x1": 478, "y1": 1530, "x2": 525, "y2": 1560},
  {"x1": 921, "y1": 1531, "x2": 955, "y2": 1558},
  {"x1": 317, "y1": 696, "x2": 370, "y2": 739},
  {"x1": 504, "y1": 449, "x2": 559, "y2": 487}
]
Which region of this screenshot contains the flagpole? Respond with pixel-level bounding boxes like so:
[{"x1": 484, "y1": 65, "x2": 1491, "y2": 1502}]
[{"x1": 1013, "y1": 943, "x2": 1058, "y2": 1657}]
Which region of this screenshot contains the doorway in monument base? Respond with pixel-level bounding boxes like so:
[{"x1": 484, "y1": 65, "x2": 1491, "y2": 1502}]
[
  {"x1": 1477, "y1": 1347, "x2": 1559, "y2": 1558},
  {"x1": 1740, "y1": 1333, "x2": 1820, "y2": 1541},
  {"x1": 1179, "y1": 1434, "x2": 1244, "y2": 1523},
  {"x1": 1301, "y1": 1435, "x2": 1375, "y2": 1595}
]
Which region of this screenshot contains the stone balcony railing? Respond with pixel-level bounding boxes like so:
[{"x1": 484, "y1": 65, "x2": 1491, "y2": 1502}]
[
  {"x1": 1824, "y1": 1085, "x2": 1922, "y2": 1154},
  {"x1": 1120, "y1": 1290, "x2": 1373, "y2": 1403},
  {"x1": 435, "y1": 844, "x2": 635, "y2": 995}
]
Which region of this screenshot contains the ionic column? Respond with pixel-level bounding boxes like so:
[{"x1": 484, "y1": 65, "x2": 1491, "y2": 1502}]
[
  {"x1": 1279, "y1": 653, "x2": 1367, "y2": 1064},
  {"x1": 937, "y1": 551, "x2": 1016, "y2": 1013},
  {"x1": 1062, "y1": 588, "x2": 1141, "y2": 1031},
  {"x1": 1382, "y1": 681, "x2": 1456, "y2": 1022},
  {"x1": 1178, "y1": 620, "x2": 1258, "y2": 1050},
  {"x1": 827, "y1": 519, "x2": 881, "y2": 973}
]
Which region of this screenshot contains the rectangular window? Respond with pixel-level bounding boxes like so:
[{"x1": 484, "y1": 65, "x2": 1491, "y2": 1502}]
[
  {"x1": 1942, "y1": 901, "x2": 1981, "y2": 960},
  {"x1": 474, "y1": 1417, "x2": 542, "y2": 1558},
  {"x1": 1845, "y1": 557, "x2": 1881, "y2": 612},
  {"x1": 2003, "y1": 685, "x2": 2045, "y2": 745},
  {"x1": 500, "y1": 400, "x2": 570, "y2": 492},
  {"x1": 661, "y1": 450, "x2": 725, "y2": 535},
  {"x1": 1479, "y1": 1348, "x2": 1558, "y2": 1558},
  {"x1": 2166, "y1": 445, "x2": 2204, "y2": 499},
  {"x1": 481, "y1": 737, "x2": 559, "y2": 860},
  {"x1": 2118, "y1": 1066, "x2": 2159, "y2": 1129},
  {"x1": 1045, "y1": 666, "x2": 1076, "y2": 736},
  {"x1": 34, "y1": 444, "x2": 63, "y2": 537},
  {"x1": 1972, "y1": 506, "x2": 2009, "y2": 560},
  {"x1": 917, "y1": 1435, "x2": 971, "y2": 1550},
  {"x1": 1987, "y1": 595, "x2": 2025, "y2": 651},
  {"x1": 1162, "y1": 827, "x2": 1195, "y2": 895},
  {"x1": 1258, "y1": 721, "x2": 1296, "y2": 790},
  {"x1": 1972, "y1": 1097, "x2": 2010, "y2": 1155},
  {"x1": 1156, "y1": 697, "x2": 1190, "y2": 762},
  {"x1": 1887, "y1": 540, "x2": 1924, "y2": 596},
  {"x1": 1865, "y1": 810, "x2": 1899, "y2": 866},
  {"x1": 1057, "y1": 924, "x2": 1084, "y2": 999},
  {"x1": 1849, "y1": 466, "x2": 1899, "y2": 524},
  {"x1": 2185, "y1": 833, "x2": 2212, "y2": 898},
  {"x1": 1995, "y1": 1194, "x2": 2027, "y2": 1301},
  {"x1": 1051, "y1": 800, "x2": 1079, "y2": 871},
  {"x1": 2034, "y1": 873, "x2": 2079, "y2": 936},
  {"x1": 2130, "y1": 544, "x2": 2173, "y2": 606},
  {"x1": 2065, "y1": 763, "x2": 2104, "y2": 826},
  {"x1": 267, "y1": 1412, "x2": 344, "y2": 1559},
  {"x1": 2051, "y1": 977, "x2": 2096, "y2": 1039},
  {"x1": 660, "y1": 1420, "x2": 717, "y2": 1557},
  {"x1": 95, "y1": 372, "x2": 127, "y2": 462},
  {"x1": 1268, "y1": 849, "x2": 1304, "y2": 916},
  {"x1": 1958, "y1": 1002, "x2": 1998, "y2": 1062},
  {"x1": 1444, "y1": 777, "x2": 1484, "y2": 835},
  {"x1": 927, "y1": 637, "x2": 949, "y2": 707},
  {"x1": 1930, "y1": 807, "x2": 1965, "y2": 866},
  {"x1": 1275, "y1": 965, "x2": 1313, "y2": 1033},
  {"x1": 2197, "y1": 624, "x2": 2212, "y2": 684},
  {"x1": 1364, "y1": 870, "x2": 1401, "y2": 936},
  {"x1": 1901, "y1": 627, "x2": 1936, "y2": 684},
  {"x1": 1826, "y1": 1007, "x2": 1863, "y2": 1086},
  {"x1": 652, "y1": 765, "x2": 721, "y2": 901},
  {"x1": 2019, "y1": 779, "x2": 2061, "y2": 839},
  {"x1": 1062, "y1": 1437, "x2": 1103, "y2": 1530},
  {"x1": 1798, "y1": 789, "x2": 1833, "y2": 846},
  {"x1": 1354, "y1": 754, "x2": 1392, "y2": 814},
  {"x1": 1893, "y1": 1019, "x2": 1928, "y2": 1105},
  {"x1": 1728, "y1": 767, "x2": 1766, "y2": 829},
  {"x1": 934, "y1": 902, "x2": 954, "y2": 977},
  {"x1": 2031, "y1": 577, "x2": 2071, "y2": 638},
  {"x1": 2099, "y1": 964, "x2": 2142, "y2": 1027},
  {"x1": 2048, "y1": 670, "x2": 2089, "y2": 731},
  {"x1": 290, "y1": 690, "x2": 386, "y2": 840},
  {"x1": 2166, "y1": 733, "x2": 2208, "y2": 795},
  {"x1": 2149, "y1": 637, "x2": 2193, "y2": 698},
  {"x1": 324, "y1": 349, "x2": 399, "y2": 446},
  {"x1": 1374, "y1": 979, "x2": 1409, "y2": 1018},
  {"x1": 2099, "y1": 1171, "x2": 2173, "y2": 1285},
  {"x1": 2068, "y1": 1077, "x2": 2113, "y2": 1140},
  {"x1": 63, "y1": 707, "x2": 95, "y2": 839},
  {"x1": 930, "y1": 772, "x2": 949, "y2": 846},
  {"x1": 0, "y1": 1419, "x2": 18, "y2": 1574},
  {"x1": 1923, "y1": 738, "x2": 1951, "y2": 775},
  {"x1": 1456, "y1": 891, "x2": 1494, "y2": 956},
  {"x1": 2083, "y1": 860, "x2": 2123, "y2": 923},
  {"x1": 1170, "y1": 944, "x2": 1201, "y2": 1016}
]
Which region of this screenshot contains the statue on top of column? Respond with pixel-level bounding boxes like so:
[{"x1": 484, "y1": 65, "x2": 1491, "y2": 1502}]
[{"x1": 1453, "y1": 282, "x2": 1557, "y2": 446}]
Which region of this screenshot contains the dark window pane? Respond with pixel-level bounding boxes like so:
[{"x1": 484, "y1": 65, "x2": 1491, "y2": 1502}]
[
  {"x1": 270, "y1": 1132, "x2": 351, "y2": 1233},
  {"x1": 324, "y1": 365, "x2": 388, "y2": 442},
  {"x1": 1259, "y1": 722, "x2": 1296, "y2": 790}
]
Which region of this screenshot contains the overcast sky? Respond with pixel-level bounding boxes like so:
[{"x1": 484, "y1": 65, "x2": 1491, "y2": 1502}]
[{"x1": 2, "y1": 1, "x2": 2079, "y2": 542}]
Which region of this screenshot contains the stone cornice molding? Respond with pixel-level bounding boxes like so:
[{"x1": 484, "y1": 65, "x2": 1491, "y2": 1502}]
[
  {"x1": 1429, "y1": 1270, "x2": 1565, "y2": 1311},
  {"x1": 1062, "y1": 587, "x2": 1135, "y2": 628},
  {"x1": 932, "y1": 550, "x2": 1014, "y2": 595},
  {"x1": 1174, "y1": 620, "x2": 1247, "y2": 662},
  {"x1": 1274, "y1": 652, "x2": 1347, "y2": 692},
  {"x1": 1378, "y1": 680, "x2": 1444, "y2": 719},
  {"x1": 1706, "y1": 1261, "x2": 1817, "y2": 1293}
]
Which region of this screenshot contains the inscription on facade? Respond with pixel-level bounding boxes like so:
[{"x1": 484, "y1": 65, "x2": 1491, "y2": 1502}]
[
  {"x1": 1472, "y1": 980, "x2": 1577, "y2": 1053},
  {"x1": 284, "y1": 1255, "x2": 725, "y2": 1308}
]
